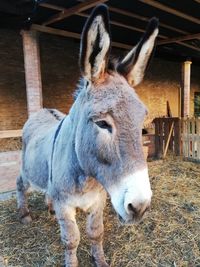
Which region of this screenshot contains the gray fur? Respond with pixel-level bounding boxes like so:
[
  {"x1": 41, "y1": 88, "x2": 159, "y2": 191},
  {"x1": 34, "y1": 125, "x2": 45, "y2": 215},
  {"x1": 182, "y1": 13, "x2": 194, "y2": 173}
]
[{"x1": 16, "y1": 5, "x2": 158, "y2": 267}]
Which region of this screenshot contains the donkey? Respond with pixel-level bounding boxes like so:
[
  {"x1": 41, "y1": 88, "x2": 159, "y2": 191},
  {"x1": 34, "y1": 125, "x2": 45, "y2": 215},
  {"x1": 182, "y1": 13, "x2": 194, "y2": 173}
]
[{"x1": 16, "y1": 5, "x2": 158, "y2": 267}]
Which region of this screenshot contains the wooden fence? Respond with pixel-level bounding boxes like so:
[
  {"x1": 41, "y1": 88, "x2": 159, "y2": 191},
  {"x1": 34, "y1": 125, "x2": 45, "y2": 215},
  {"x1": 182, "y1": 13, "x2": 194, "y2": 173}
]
[
  {"x1": 182, "y1": 118, "x2": 200, "y2": 161},
  {"x1": 0, "y1": 130, "x2": 22, "y2": 139},
  {"x1": 153, "y1": 117, "x2": 181, "y2": 158}
]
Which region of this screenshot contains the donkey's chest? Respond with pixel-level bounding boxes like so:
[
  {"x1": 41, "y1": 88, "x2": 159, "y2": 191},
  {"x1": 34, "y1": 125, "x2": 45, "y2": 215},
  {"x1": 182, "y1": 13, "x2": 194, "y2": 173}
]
[{"x1": 67, "y1": 180, "x2": 106, "y2": 211}]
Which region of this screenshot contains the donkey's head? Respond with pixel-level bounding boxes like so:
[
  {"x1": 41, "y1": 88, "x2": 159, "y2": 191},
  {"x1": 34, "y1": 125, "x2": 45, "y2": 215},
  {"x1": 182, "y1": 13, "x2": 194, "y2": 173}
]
[{"x1": 74, "y1": 5, "x2": 158, "y2": 224}]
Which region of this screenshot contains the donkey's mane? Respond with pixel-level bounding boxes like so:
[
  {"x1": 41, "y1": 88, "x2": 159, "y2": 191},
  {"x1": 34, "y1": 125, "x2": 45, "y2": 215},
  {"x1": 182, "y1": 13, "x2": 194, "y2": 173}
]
[
  {"x1": 73, "y1": 58, "x2": 119, "y2": 101},
  {"x1": 48, "y1": 109, "x2": 63, "y2": 121},
  {"x1": 73, "y1": 78, "x2": 86, "y2": 100}
]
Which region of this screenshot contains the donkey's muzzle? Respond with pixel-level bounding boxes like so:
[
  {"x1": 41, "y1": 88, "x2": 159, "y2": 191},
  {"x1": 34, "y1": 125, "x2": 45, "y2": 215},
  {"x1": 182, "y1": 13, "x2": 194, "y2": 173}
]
[
  {"x1": 125, "y1": 201, "x2": 150, "y2": 223},
  {"x1": 118, "y1": 201, "x2": 150, "y2": 225}
]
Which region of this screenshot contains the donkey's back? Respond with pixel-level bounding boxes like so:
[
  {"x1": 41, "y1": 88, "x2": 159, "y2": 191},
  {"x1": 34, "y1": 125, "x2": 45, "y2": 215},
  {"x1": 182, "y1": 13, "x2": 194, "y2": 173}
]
[
  {"x1": 23, "y1": 108, "x2": 64, "y2": 144},
  {"x1": 20, "y1": 108, "x2": 65, "y2": 192}
]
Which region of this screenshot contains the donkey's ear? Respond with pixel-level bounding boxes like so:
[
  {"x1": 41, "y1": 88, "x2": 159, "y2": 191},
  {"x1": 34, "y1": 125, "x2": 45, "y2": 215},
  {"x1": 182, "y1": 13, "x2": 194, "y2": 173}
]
[
  {"x1": 79, "y1": 4, "x2": 111, "y2": 82},
  {"x1": 117, "y1": 18, "x2": 159, "y2": 87}
]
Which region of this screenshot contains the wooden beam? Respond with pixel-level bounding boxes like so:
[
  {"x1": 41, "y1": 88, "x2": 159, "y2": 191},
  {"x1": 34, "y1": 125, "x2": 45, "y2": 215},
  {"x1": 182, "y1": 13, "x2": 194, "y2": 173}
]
[
  {"x1": 111, "y1": 41, "x2": 132, "y2": 50},
  {"x1": 32, "y1": 23, "x2": 200, "y2": 53},
  {"x1": 138, "y1": 0, "x2": 200, "y2": 25},
  {"x1": 40, "y1": 0, "x2": 200, "y2": 48},
  {"x1": 78, "y1": 12, "x2": 200, "y2": 52},
  {"x1": 39, "y1": 2, "x2": 200, "y2": 51},
  {"x1": 0, "y1": 130, "x2": 22, "y2": 139},
  {"x1": 110, "y1": 7, "x2": 200, "y2": 52},
  {"x1": 31, "y1": 24, "x2": 132, "y2": 50},
  {"x1": 77, "y1": 12, "x2": 158, "y2": 35},
  {"x1": 39, "y1": 3, "x2": 64, "y2": 11},
  {"x1": 109, "y1": 6, "x2": 189, "y2": 35},
  {"x1": 32, "y1": 24, "x2": 80, "y2": 38},
  {"x1": 175, "y1": 41, "x2": 200, "y2": 52},
  {"x1": 158, "y1": 33, "x2": 200, "y2": 45},
  {"x1": 40, "y1": 3, "x2": 190, "y2": 35},
  {"x1": 42, "y1": 0, "x2": 108, "y2": 26}
]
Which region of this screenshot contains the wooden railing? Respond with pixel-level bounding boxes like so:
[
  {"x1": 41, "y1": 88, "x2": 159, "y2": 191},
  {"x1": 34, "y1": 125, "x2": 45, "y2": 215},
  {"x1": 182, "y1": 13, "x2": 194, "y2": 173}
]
[
  {"x1": 0, "y1": 130, "x2": 22, "y2": 139},
  {"x1": 153, "y1": 117, "x2": 181, "y2": 158},
  {"x1": 182, "y1": 118, "x2": 200, "y2": 161}
]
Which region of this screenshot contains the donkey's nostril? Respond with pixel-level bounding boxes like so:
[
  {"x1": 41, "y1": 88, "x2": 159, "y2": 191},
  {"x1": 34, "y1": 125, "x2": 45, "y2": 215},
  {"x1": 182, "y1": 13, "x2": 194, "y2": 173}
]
[
  {"x1": 127, "y1": 203, "x2": 138, "y2": 216},
  {"x1": 127, "y1": 203, "x2": 150, "y2": 218}
]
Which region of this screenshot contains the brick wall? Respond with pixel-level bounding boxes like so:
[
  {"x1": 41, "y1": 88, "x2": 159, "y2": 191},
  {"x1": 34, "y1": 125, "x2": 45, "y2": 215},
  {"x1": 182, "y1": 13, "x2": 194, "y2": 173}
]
[
  {"x1": 136, "y1": 58, "x2": 200, "y2": 127},
  {"x1": 0, "y1": 29, "x2": 200, "y2": 131},
  {"x1": 40, "y1": 34, "x2": 79, "y2": 114},
  {"x1": 0, "y1": 29, "x2": 27, "y2": 130}
]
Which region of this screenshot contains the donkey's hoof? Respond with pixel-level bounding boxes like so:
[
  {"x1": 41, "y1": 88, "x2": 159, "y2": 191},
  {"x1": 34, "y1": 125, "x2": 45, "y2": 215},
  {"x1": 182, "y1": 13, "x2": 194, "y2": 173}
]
[
  {"x1": 21, "y1": 215, "x2": 32, "y2": 224},
  {"x1": 99, "y1": 264, "x2": 109, "y2": 267},
  {"x1": 92, "y1": 256, "x2": 109, "y2": 267},
  {"x1": 95, "y1": 262, "x2": 109, "y2": 267},
  {"x1": 49, "y1": 209, "x2": 55, "y2": 215},
  {"x1": 100, "y1": 263, "x2": 109, "y2": 267}
]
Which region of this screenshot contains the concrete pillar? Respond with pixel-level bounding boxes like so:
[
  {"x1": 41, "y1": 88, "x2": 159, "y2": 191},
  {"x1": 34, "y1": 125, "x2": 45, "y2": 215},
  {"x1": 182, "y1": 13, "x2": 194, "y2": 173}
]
[
  {"x1": 22, "y1": 30, "x2": 43, "y2": 115},
  {"x1": 181, "y1": 60, "x2": 192, "y2": 117}
]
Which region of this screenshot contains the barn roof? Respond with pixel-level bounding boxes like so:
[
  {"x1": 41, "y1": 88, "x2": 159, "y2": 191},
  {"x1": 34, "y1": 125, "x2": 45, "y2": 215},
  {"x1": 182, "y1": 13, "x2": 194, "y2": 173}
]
[{"x1": 1, "y1": 0, "x2": 200, "y2": 65}]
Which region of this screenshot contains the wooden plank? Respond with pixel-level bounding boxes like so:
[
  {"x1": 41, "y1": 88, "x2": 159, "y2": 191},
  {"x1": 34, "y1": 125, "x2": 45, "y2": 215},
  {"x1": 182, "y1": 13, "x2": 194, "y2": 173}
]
[
  {"x1": 164, "y1": 119, "x2": 169, "y2": 149},
  {"x1": 174, "y1": 118, "x2": 181, "y2": 155},
  {"x1": 158, "y1": 33, "x2": 200, "y2": 45},
  {"x1": 163, "y1": 121, "x2": 174, "y2": 159},
  {"x1": 154, "y1": 119, "x2": 160, "y2": 158},
  {"x1": 109, "y1": 6, "x2": 188, "y2": 35},
  {"x1": 0, "y1": 130, "x2": 22, "y2": 139},
  {"x1": 196, "y1": 119, "x2": 200, "y2": 159},
  {"x1": 39, "y1": 3, "x2": 64, "y2": 11},
  {"x1": 32, "y1": 24, "x2": 81, "y2": 38},
  {"x1": 159, "y1": 119, "x2": 164, "y2": 155},
  {"x1": 42, "y1": 0, "x2": 108, "y2": 26},
  {"x1": 169, "y1": 118, "x2": 174, "y2": 151},
  {"x1": 175, "y1": 42, "x2": 200, "y2": 53},
  {"x1": 191, "y1": 118, "x2": 195, "y2": 158},
  {"x1": 167, "y1": 101, "x2": 172, "y2": 117},
  {"x1": 78, "y1": 12, "x2": 200, "y2": 52},
  {"x1": 32, "y1": 22, "x2": 200, "y2": 53},
  {"x1": 31, "y1": 24, "x2": 133, "y2": 50},
  {"x1": 184, "y1": 118, "x2": 189, "y2": 158},
  {"x1": 182, "y1": 119, "x2": 186, "y2": 157},
  {"x1": 138, "y1": 0, "x2": 200, "y2": 25},
  {"x1": 187, "y1": 120, "x2": 190, "y2": 158},
  {"x1": 77, "y1": 12, "x2": 154, "y2": 35},
  {"x1": 38, "y1": 2, "x2": 200, "y2": 53},
  {"x1": 110, "y1": 41, "x2": 132, "y2": 50},
  {"x1": 40, "y1": 3, "x2": 192, "y2": 37}
]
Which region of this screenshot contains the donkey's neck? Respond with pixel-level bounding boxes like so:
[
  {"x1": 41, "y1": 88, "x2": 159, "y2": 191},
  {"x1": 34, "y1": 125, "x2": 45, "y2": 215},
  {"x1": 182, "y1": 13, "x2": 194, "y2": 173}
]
[{"x1": 51, "y1": 100, "x2": 87, "y2": 194}]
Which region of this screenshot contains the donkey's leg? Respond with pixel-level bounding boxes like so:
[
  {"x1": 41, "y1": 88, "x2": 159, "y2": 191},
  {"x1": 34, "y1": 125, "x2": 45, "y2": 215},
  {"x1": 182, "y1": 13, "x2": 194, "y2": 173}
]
[
  {"x1": 16, "y1": 175, "x2": 32, "y2": 224},
  {"x1": 54, "y1": 201, "x2": 80, "y2": 267},
  {"x1": 45, "y1": 194, "x2": 55, "y2": 215},
  {"x1": 87, "y1": 194, "x2": 109, "y2": 267}
]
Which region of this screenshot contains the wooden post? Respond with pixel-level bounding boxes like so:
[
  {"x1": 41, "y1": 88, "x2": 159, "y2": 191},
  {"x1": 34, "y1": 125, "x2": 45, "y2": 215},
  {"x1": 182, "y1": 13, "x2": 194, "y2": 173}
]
[
  {"x1": 163, "y1": 121, "x2": 174, "y2": 159},
  {"x1": 181, "y1": 60, "x2": 192, "y2": 117},
  {"x1": 22, "y1": 30, "x2": 43, "y2": 115}
]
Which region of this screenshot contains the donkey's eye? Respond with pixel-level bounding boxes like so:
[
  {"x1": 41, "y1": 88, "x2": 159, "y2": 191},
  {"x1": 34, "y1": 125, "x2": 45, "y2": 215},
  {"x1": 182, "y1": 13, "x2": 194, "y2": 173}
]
[{"x1": 95, "y1": 120, "x2": 112, "y2": 133}]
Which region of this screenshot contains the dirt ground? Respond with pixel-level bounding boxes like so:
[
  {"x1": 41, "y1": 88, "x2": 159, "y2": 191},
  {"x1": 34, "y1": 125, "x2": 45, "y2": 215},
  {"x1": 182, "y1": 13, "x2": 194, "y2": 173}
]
[{"x1": 0, "y1": 157, "x2": 200, "y2": 267}]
